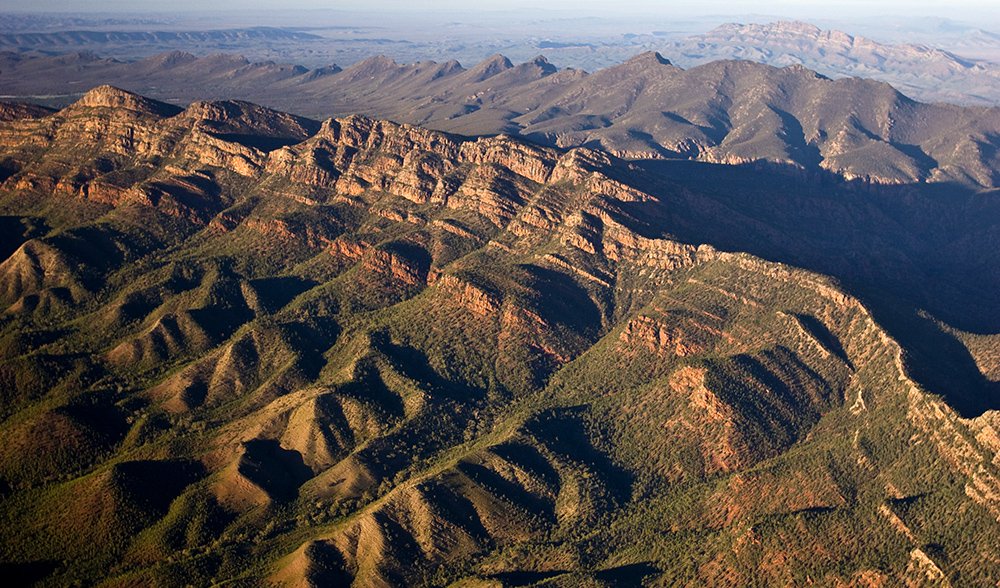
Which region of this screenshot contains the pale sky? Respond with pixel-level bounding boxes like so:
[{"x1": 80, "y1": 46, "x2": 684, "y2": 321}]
[{"x1": 2, "y1": 0, "x2": 997, "y2": 20}]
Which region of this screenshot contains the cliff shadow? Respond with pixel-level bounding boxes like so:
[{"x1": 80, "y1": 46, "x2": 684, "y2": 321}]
[{"x1": 622, "y1": 158, "x2": 1000, "y2": 417}]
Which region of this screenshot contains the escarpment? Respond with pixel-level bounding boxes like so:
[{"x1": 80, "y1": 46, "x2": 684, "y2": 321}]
[{"x1": 0, "y1": 88, "x2": 997, "y2": 587}]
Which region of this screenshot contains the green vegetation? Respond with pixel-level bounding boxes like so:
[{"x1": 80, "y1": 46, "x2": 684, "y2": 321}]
[{"x1": 0, "y1": 89, "x2": 997, "y2": 586}]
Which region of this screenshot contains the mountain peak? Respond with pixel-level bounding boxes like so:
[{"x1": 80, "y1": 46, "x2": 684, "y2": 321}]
[
  {"x1": 713, "y1": 21, "x2": 822, "y2": 36},
  {"x1": 340, "y1": 55, "x2": 402, "y2": 81},
  {"x1": 77, "y1": 84, "x2": 136, "y2": 104},
  {"x1": 527, "y1": 55, "x2": 558, "y2": 75},
  {"x1": 467, "y1": 54, "x2": 514, "y2": 81},
  {"x1": 782, "y1": 62, "x2": 830, "y2": 80},
  {"x1": 765, "y1": 20, "x2": 824, "y2": 35},
  {"x1": 70, "y1": 85, "x2": 182, "y2": 117},
  {"x1": 349, "y1": 55, "x2": 399, "y2": 71},
  {"x1": 143, "y1": 50, "x2": 198, "y2": 68},
  {"x1": 433, "y1": 59, "x2": 465, "y2": 78},
  {"x1": 304, "y1": 64, "x2": 342, "y2": 81},
  {"x1": 484, "y1": 53, "x2": 515, "y2": 68},
  {"x1": 626, "y1": 51, "x2": 673, "y2": 67}
]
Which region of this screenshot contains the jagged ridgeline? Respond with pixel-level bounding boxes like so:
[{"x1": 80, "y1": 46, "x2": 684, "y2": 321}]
[
  {"x1": 0, "y1": 86, "x2": 998, "y2": 587},
  {"x1": 3, "y1": 51, "x2": 999, "y2": 189}
]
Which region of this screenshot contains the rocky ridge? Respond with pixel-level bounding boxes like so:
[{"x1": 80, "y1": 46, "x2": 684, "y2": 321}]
[{"x1": 0, "y1": 88, "x2": 997, "y2": 586}]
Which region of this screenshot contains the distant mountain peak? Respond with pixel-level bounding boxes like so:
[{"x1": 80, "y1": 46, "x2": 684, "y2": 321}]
[
  {"x1": 781, "y1": 62, "x2": 830, "y2": 80},
  {"x1": 626, "y1": 51, "x2": 673, "y2": 67},
  {"x1": 145, "y1": 50, "x2": 198, "y2": 68},
  {"x1": 763, "y1": 20, "x2": 823, "y2": 35},
  {"x1": 466, "y1": 54, "x2": 515, "y2": 82},
  {"x1": 341, "y1": 55, "x2": 401, "y2": 80},
  {"x1": 352, "y1": 55, "x2": 399, "y2": 69},
  {"x1": 712, "y1": 20, "x2": 822, "y2": 36},
  {"x1": 304, "y1": 64, "x2": 343, "y2": 81},
  {"x1": 196, "y1": 53, "x2": 252, "y2": 68},
  {"x1": 434, "y1": 59, "x2": 465, "y2": 78},
  {"x1": 527, "y1": 55, "x2": 558, "y2": 74},
  {"x1": 708, "y1": 20, "x2": 861, "y2": 47},
  {"x1": 482, "y1": 53, "x2": 515, "y2": 69}
]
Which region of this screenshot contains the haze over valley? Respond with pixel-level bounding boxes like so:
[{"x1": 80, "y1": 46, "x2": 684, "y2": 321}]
[{"x1": 2, "y1": 8, "x2": 1000, "y2": 105}]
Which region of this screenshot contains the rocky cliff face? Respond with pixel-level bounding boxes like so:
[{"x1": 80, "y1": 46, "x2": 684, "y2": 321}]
[{"x1": 0, "y1": 89, "x2": 997, "y2": 587}]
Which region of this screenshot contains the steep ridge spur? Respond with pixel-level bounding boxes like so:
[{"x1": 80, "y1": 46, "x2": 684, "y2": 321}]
[{"x1": 0, "y1": 88, "x2": 997, "y2": 586}]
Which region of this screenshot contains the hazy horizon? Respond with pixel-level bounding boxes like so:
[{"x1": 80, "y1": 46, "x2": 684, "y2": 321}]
[{"x1": 3, "y1": 0, "x2": 999, "y2": 25}]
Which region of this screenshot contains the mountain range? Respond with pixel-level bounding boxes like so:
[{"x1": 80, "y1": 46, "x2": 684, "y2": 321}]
[
  {"x1": 0, "y1": 27, "x2": 322, "y2": 48},
  {"x1": 2, "y1": 49, "x2": 999, "y2": 190},
  {"x1": 669, "y1": 21, "x2": 1000, "y2": 106},
  {"x1": 0, "y1": 83, "x2": 997, "y2": 586},
  {"x1": 1, "y1": 19, "x2": 998, "y2": 105}
]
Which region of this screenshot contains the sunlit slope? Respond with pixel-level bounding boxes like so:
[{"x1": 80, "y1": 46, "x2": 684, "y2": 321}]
[{"x1": 0, "y1": 88, "x2": 996, "y2": 586}]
